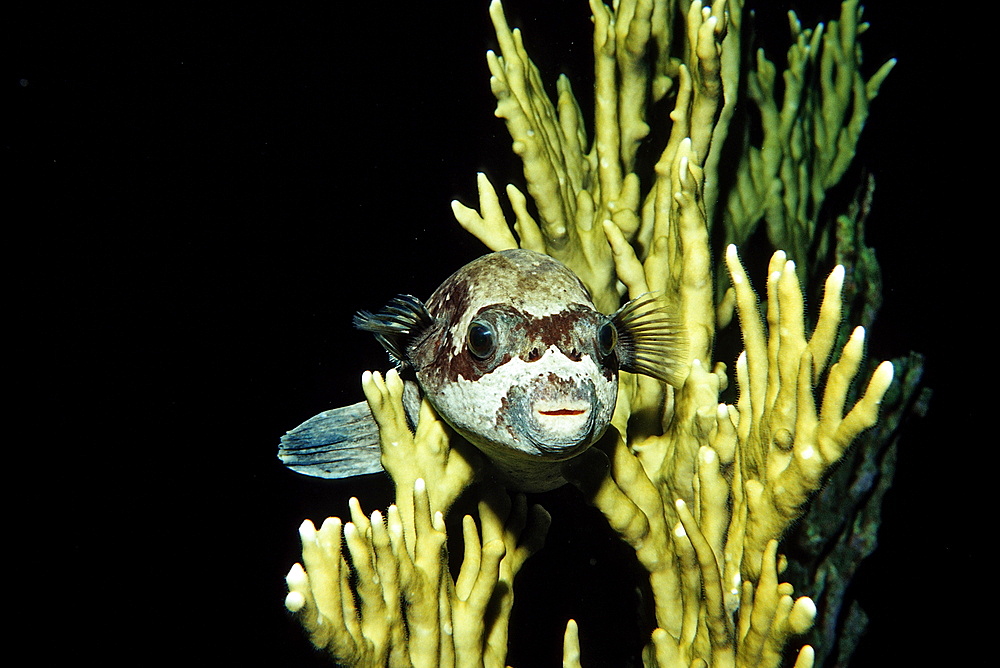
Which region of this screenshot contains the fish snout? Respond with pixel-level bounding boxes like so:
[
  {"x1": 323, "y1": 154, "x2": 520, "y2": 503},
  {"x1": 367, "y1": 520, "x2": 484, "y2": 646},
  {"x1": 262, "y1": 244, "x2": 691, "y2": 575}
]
[
  {"x1": 523, "y1": 342, "x2": 585, "y2": 363},
  {"x1": 513, "y1": 373, "x2": 602, "y2": 457}
]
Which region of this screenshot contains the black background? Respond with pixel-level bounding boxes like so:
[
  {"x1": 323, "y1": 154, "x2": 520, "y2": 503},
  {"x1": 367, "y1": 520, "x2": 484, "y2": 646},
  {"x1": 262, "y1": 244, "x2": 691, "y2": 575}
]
[{"x1": 9, "y1": 0, "x2": 981, "y2": 665}]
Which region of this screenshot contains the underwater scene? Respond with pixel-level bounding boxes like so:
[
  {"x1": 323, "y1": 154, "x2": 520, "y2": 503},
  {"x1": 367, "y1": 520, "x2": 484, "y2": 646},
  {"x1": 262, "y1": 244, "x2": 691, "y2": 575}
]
[{"x1": 14, "y1": 0, "x2": 978, "y2": 665}]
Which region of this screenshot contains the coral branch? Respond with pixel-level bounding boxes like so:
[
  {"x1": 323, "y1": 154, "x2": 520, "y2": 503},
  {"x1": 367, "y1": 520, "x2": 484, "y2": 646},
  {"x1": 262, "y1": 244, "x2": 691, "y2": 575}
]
[
  {"x1": 286, "y1": 478, "x2": 548, "y2": 667},
  {"x1": 285, "y1": 1, "x2": 906, "y2": 665},
  {"x1": 361, "y1": 368, "x2": 481, "y2": 537}
]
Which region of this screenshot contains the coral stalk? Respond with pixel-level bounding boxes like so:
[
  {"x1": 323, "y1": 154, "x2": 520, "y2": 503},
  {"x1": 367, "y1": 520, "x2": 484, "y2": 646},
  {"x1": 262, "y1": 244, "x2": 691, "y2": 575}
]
[{"x1": 284, "y1": 1, "x2": 905, "y2": 665}]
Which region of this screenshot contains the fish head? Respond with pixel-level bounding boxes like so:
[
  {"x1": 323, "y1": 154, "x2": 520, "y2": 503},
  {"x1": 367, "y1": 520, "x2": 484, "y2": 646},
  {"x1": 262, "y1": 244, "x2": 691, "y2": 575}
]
[{"x1": 416, "y1": 270, "x2": 619, "y2": 463}]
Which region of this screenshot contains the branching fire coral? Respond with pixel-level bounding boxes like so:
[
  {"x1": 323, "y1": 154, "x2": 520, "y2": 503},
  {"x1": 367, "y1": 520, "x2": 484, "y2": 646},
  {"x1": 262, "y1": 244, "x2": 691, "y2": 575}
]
[
  {"x1": 284, "y1": 1, "x2": 902, "y2": 665},
  {"x1": 286, "y1": 468, "x2": 550, "y2": 667}
]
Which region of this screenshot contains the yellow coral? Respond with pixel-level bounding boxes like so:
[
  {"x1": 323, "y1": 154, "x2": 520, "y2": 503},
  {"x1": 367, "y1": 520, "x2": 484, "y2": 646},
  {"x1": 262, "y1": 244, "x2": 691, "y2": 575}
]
[
  {"x1": 286, "y1": 473, "x2": 550, "y2": 667},
  {"x1": 284, "y1": 1, "x2": 897, "y2": 665}
]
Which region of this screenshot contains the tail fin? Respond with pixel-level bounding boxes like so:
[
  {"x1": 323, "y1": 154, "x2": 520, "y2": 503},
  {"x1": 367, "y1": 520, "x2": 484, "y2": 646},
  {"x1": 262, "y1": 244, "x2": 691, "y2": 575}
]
[
  {"x1": 278, "y1": 400, "x2": 384, "y2": 477},
  {"x1": 277, "y1": 379, "x2": 422, "y2": 479}
]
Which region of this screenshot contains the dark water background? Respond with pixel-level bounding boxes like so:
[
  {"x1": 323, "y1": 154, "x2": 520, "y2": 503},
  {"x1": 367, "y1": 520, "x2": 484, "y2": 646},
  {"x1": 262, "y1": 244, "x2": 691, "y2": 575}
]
[{"x1": 10, "y1": 0, "x2": 978, "y2": 664}]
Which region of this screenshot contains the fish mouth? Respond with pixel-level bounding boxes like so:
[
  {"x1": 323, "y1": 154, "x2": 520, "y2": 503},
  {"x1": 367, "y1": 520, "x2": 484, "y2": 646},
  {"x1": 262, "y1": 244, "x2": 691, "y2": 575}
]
[
  {"x1": 519, "y1": 393, "x2": 598, "y2": 457},
  {"x1": 536, "y1": 407, "x2": 587, "y2": 417},
  {"x1": 532, "y1": 399, "x2": 592, "y2": 423}
]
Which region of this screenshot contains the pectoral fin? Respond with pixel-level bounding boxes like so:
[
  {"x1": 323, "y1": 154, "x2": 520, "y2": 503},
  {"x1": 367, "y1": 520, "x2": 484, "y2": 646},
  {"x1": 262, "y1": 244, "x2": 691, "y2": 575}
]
[
  {"x1": 353, "y1": 294, "x2": 434, "y2": 367},
  {"x1": 610, "y1": 293, "x2": 689, "y2": 387}
]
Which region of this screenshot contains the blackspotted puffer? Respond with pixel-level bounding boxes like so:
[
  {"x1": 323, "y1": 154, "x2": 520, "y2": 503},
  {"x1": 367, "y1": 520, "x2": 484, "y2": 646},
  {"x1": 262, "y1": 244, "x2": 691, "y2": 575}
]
[{"x1": 279, "y1": 249, "x2": 686, "y2": 492}]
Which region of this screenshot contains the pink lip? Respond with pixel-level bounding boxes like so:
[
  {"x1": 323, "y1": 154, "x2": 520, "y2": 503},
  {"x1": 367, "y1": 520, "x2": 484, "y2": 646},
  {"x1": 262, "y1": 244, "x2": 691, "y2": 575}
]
[{"x1": 538, "y1": 408, "x2": 586, "y2": 416}]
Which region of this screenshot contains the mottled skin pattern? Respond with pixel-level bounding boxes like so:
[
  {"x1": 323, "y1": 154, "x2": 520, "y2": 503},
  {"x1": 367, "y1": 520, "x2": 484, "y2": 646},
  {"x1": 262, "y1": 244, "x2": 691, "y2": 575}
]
[{"x1": 406, "y1": 250, "x2": 619, "y2": 492}]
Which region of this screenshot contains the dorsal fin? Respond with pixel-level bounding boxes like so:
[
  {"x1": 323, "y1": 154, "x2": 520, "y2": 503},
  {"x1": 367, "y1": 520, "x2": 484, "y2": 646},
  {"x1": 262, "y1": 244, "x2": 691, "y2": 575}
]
[{"x1": 353, "y1": 294, "x2": 434, "y2": 366}]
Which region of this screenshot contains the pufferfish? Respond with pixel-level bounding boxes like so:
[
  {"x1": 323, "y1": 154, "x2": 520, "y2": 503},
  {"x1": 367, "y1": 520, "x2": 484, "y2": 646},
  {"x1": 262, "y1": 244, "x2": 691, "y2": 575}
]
[{"x1": 278, "y1": 249, "x2": 687, "y2": 492}]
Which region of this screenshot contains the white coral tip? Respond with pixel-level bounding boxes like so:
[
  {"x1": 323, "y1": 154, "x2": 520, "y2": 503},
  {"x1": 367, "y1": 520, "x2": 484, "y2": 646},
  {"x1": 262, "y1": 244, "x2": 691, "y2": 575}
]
[
  {"x1": 789, "y1": 596, "x2": 817, "y2": 633},
  {"x1": 795, "y1": 645, "x2": 815, "y2": 668},
  {"x1": 284, "y1": 590, "x2": 305, "y2": 612},
  {"x1": 286, "y1": 562, "x2": 307, "y2": 587}
]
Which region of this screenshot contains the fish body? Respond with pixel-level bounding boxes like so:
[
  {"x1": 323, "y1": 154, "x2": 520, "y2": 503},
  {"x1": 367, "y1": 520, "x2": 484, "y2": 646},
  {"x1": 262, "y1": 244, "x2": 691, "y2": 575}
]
[{"x1": 279, "y1": 249, "x2": 685, "y2": 491}]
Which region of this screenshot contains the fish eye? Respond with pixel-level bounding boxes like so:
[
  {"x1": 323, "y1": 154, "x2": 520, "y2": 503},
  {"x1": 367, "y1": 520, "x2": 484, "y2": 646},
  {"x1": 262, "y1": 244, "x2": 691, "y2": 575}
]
[
  {"x1": 467, "y1": 320, "x2": 496, "y2": 359},
  {"x1": 598, "y1": 321, "x2": 618, "y2": 357}
]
